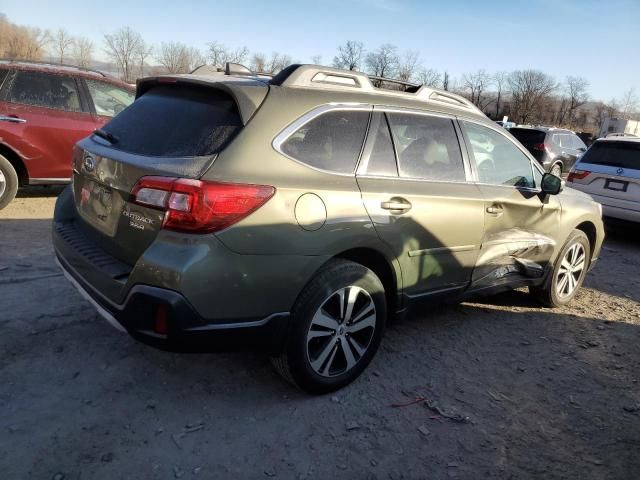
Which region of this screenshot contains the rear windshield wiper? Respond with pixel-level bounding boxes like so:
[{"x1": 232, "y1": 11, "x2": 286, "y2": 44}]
[{"x1": 93, "y1": 128, "x2": 119, "y2": 145}]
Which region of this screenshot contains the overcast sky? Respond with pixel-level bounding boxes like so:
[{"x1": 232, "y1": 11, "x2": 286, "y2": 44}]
[{"x1": 4, "y1": 0, "x2": 638, "y2": 101}]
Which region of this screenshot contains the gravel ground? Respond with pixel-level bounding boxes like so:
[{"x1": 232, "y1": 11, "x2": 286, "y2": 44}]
[{"x1": 1, "y1": 189, "x2": 639, "y2": 480}]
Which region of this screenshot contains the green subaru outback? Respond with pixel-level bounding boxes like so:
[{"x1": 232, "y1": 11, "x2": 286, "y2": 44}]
[{"x1": 53, "y1": 63, "x2": 604, "y2": 393}]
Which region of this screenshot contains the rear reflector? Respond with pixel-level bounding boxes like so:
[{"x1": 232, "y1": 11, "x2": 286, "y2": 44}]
[
  {"x1": 567, "y1": 170, "x2": 591, "y2": 182},
  {"x1": 154, "y1": 305, "x2": 168, "y2": 335},
  {"x1": 131, "y1": 177, "x2": 275, "y2": 233}
]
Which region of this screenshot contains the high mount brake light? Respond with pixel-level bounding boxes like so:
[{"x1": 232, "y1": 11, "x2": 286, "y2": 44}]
[
  {"x1": 567, "y1": 170, "x2": 591, "y2": 182},
  {"x1": 131, "y1": 177, "x2": 275, "y2": 233}
]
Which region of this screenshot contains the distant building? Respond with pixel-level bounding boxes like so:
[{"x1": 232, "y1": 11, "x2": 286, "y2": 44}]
[{"x1": 599, "y1": 117, "x2": 640, "y2": 138}]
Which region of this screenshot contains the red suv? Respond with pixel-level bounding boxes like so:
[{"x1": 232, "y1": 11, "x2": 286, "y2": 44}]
[{"x1": 0, "y1": 61, "x2": 134, "y2": 208}]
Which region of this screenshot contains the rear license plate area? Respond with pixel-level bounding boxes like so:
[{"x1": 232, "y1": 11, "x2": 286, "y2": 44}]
[{"x1": 604, "y1": 179, "x2": 628, "y2": 192}]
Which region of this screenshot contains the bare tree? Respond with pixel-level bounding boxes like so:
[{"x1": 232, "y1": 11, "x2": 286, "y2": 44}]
[
  {"x1": 397, "y1": 51, "x2": 419, "y2": 85},
  {"x1": 333, "y1": 40, "x2": 364, "y2": 71},
  {"x1": 417, "y1": 68, "x2": 441, "y2": 88},
  {"x1": 73, "y1": 37, "x2": 93, "y2": 68},
  {"x1": 365, "y1": 44, "x2": 399, "y2": 86},
  {"x1": 1, "y1": 19, "x2": 50, "y2": 60},
  {"x1": 157, "y1": 41, "x2": 188, "y2": 73},
  {"x1": 53, "y1": 28, "x2": 73, "y2": 63},
  {"x1": 186, "y1": 47, "x2": 206, "y2": 71},
  {"x1": 493, "y1": 71, "x2": 508, "y2": 119},
  {"x1": 565, "y1": 76, "x2": 590, "y2": 127},
  {"x1": 135, "y1": 40, "x2": 154, "y2": 77},
  {"x1": 103, "y1": 27, "x2": 143, "y2": 82},
  {"x1": 619, "y1": 88, "x2": 638, "y2": 120},
  {"x1": 461, "y1": 69, "x2": 492, "y2": 108},
  {"x1": 156, "y1": 42, "x2": 204, "y2": 74},
  {"x1": 207, "y1": 41, "x2": 249, "y2": 67},
  {"x1": 264, "y1": 52, "x2": 292, "y2": 74},
  {"x1": 310, "y1": 55, "x2": 322, "y2": 65},
  {"x1": 508, "y1": 70, "x2": 557, "y2": 124},
  {"x1": 251, "y1": 52, "x2": 267, "y2": 72},
  {"x1": 442, "y1": 71, "x2": 450, "y2": 91},
  {"x1": 605, "y1": 99, "x2": 619, "y2": 118}
]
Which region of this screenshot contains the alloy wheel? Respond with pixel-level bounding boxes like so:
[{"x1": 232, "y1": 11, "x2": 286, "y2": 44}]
[
  {"x1": 556, "y1": 243, "x2": 586, "y2": 298},
  {"x1": 0, "y1": 169, "x2": 5, "y2": 198},
  {"x1": 306, "y1": 286, "x2": 376, "y2": 377},
  {"x1": 551, "y1": 164, "x2": 562, "y2": 177}
]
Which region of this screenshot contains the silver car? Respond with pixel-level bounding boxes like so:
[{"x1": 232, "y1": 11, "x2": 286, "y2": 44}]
[{"x1": 568, "y1": 137, "x2": 640, "y2": 223}]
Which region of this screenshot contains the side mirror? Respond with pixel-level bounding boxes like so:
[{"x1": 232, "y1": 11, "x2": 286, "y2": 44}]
[{"x1": 541, "y1": 172, "x2": 563, "y2": 195}]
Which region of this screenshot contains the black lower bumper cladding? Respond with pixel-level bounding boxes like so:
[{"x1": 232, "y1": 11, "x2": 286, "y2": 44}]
[{"x1": 56, "y1": 254, "x2": 289, "y2": 354}]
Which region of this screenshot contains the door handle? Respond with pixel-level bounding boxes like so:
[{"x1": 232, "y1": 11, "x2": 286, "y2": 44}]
[
  {"x1": 486, "y1": 205, "x2": 503, "y2": 215},
  {"x1": 381, "y1": 198, "x2": 412, "y2": 212},
  {"x1": 0, "y1": 115, "x2": 27, "y2": 124}
]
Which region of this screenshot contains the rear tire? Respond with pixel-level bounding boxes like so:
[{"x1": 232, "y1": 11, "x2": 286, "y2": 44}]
[
  {"x1": 0, "y1": 155, "x2": 19, "y2": 210},
  {"x1": 272, "y1": 259, "x2": 386, "y2": 394},
  {"x1": 531, "y1": 229, "x2": 590, "y2": 307}
]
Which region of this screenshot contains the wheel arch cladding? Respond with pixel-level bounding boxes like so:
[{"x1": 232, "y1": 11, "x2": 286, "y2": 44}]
[
  {"x1": 575, "y1": 221, "x2": 597, "y2": 259},
  {"x1": 0, "y1": 143, "x2": 28, "y2": 185},
  {"x1": 334, "y1": 247, "x2": 398, "y2": 316}
]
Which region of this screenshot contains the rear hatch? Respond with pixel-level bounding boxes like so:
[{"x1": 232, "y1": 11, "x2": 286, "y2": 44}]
[
  {"x1": 568, "y1": 140, "x2": 640, "y2": 210},
  {"x1": 71, "y1": 78, "x2": 266, "y2": 265},
  {"x1": 510, "y1": 128, "x2": 547, "y2": 161}
]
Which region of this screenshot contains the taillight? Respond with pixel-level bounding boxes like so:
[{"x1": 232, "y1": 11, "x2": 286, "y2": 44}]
[
  {"x1": 533, "y1": 143, "x2": 549, "y2": 151},
  {"x1": 131, "y1": 176, "x2": 275, "y2": 233},
  {"x1": 567, "y1": 170, "x2": 591, "y2": 182}
]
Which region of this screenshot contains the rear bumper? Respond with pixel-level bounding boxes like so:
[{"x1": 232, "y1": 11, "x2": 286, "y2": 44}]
[
  {"x1": 602, "y1": 205, "x2": 640, "y2": 223},
  {"x1": 583, "y1": 192, "x2": 640, "y2": 223},
  {"x1": 56, "y1": 254, "x2": 290, "y2": 352}
]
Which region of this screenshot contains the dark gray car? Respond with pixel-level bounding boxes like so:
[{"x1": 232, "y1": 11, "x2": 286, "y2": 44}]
[
  {"x1": 510, "y1": 126, "x2": 588, "y2": 176},
  {"x1": 53, "y1": 64, "x2": 604, "y2": 393}
]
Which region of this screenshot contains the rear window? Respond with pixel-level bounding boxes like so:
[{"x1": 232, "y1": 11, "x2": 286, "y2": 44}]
[
  {"x1": 101, "y1": 85, "x2": 242, "y2": 157},
  {"x1": 580, "y1": 141, "x2": 640, "y2": 170},
  {"x1": 510, "y1": 128, "x2": 545, "y2": 147}
]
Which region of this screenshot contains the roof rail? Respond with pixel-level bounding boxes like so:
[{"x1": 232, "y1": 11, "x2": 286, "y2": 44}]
[
  {"x1": 213, "y1": 63, "x2": 484, "y2": 115},
  {"x1": 368, "y1": 75, "x2": 420, "y2": 92},
  {"x1": 0, "y1": 58, "x2": 106, "y2": 77}
]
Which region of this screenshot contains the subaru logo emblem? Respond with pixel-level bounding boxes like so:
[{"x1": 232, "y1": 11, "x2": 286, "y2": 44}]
[
  {"x1": 83, "y1": 155, "x2": 95, "y2": 173},
  {"x1": 616, "y1": 167, "x2": 624, "y2": 175}
]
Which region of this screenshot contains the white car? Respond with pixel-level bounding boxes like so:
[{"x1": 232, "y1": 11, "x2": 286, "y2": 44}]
[{"x1": 567, "y1": 137, "x2": 640, "y2": 222}]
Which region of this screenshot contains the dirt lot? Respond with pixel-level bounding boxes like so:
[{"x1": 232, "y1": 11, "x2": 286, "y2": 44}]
[{"x1": 1, "y1": 188, "x2": 639, "y2": 480}]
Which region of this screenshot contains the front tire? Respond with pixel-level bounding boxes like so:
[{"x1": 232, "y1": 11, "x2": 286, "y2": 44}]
[
  {"x1": 272, "y1": 259, "x2": 386, "y2": 394},
  {"x1": 0, "y1": 155, "x2": 19, "y2": 210},
  {"x1": 531, "y1": 229, "x2": 591, "y2": 307}
]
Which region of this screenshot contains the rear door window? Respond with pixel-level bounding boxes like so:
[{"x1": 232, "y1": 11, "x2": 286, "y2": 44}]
[
  {"x1": 85, "y1": 79, "x2": 134, "y2": 117},
  {"x1": 8, "y1": 70, "x2": 82, "y2": 112},
  {"x1": 387, "y1": 113, "x2": 465, "y2": 182},
  {"x1": 100, "y1": 85, "x2": 243, "y2": 157},
  {"x1": 579, "y1": 141, "x2": 640, "y2": 170},
  {"x1": 281, "y1": 110, "x2": 370, "y2": 174}
]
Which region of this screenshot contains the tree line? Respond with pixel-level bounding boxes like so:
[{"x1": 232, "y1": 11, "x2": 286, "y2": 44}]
[{"x1": 1, "y1": 15, "x2": 637, "y2": 134}]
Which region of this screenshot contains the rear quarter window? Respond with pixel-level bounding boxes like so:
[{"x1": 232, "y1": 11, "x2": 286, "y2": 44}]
[
  {"x1": 280, "y1": 110, "x2": 370, "y2": 174},
  {"x1": 580, "y1": 141, "x2": 640, "y2": 170},
  {"x1": 100, "y1": 84, "x2": 242, "y2": 157}
]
